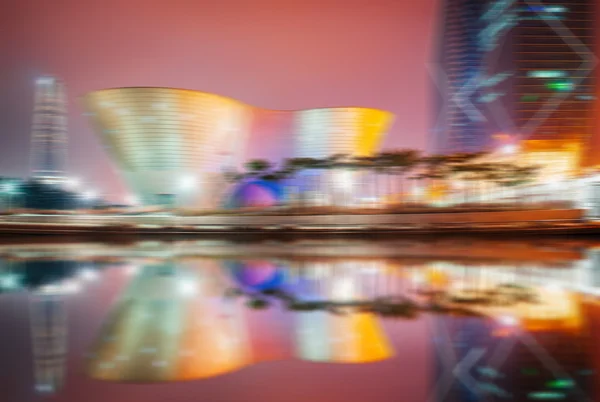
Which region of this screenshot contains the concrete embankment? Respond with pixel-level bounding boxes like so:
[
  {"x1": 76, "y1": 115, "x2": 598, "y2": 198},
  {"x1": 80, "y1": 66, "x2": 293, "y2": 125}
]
[{"x1": 0, "y1": 209, "x2": 594, "y2": 237}]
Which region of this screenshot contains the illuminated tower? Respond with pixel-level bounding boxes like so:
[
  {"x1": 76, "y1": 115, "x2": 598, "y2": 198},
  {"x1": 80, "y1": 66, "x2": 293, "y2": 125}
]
[
  {"x1": 431, "y1": 0, "x2": 489, "y2": 154},
  {"x1": 514, "y1": 1, "x2": 595, "y2": 145},
  {"x1": 29, "y1": 291, "x2": 68, "y2": 394},
  {"x1": 30, "y1": 76, "x2": 68, "y2": 184},
  {"x1": 432, "y1": 0, "x2": 597, "y2": 156}
]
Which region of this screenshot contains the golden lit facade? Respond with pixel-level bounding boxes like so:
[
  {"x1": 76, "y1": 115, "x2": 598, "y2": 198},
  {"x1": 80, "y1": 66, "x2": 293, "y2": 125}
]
[
  {"x1": 521, "y1": 139, "x2": 582, "y2": 181},
  {"x1": 422, "y1": 262, "x2": 584, "y2": 332},
  {"x1": 294, "y1": 108, "x2": 392, "y2": 159},
  {"x1": 84, "y1": 87, "x2": 392, "y2": 207}
]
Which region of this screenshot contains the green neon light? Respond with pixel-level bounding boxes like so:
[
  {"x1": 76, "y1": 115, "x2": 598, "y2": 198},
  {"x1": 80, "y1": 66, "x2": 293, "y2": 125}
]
[
  {"x1": 528, "y1": 71, "x2": 566, "y2": 79},
  {"x1": 528, "y1": 391, "x2": 565, "y2": 400},
  {"x1": 546, "y1": 81, "x2": 574, "y2": 92},
  {"x1": 546, "y1": 379, "x2": 575, "y2": 389}
]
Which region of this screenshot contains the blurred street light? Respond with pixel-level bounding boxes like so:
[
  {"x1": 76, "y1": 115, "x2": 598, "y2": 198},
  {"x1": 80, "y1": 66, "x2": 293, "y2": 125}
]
[
  {"x1": 500, "y1": 144, "x2": 518, "y2": 155},
  {"x1": 82, "y1": 190, "x2": 97, "y2": 200},
  {"x1": 179, "y1": 175, "x2": 196, "y2": 191},
  {"x1": 61, "y1": 280, "x2": 81, "y2": 294},
  {"x1": 79, "y1": 269, "x2": 99, "y2": 282},
  {"x1": 497, "y1": 315, "x2": 519, "y2": 327},
  {"x1": 125, "y1": 194, "x2": 139, "y2": 206},
  {"x1": 65, "y1": 177, "x2": 81, "y2": 191},
  {"x1": 178, "y1": 278, "x2": 197, "y2": 296}
]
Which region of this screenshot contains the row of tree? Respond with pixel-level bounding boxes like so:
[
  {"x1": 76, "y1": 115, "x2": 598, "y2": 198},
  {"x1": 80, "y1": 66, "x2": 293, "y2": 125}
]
[
  {"x1": 228, "y1": 282, "x2": 537, "y2": 318},
  {"x1": 0, "y1": 179, "x2": 101, "y2": 211},
  {"x1": 225, "y1": 150, "x2": 539, "y2": 205}
]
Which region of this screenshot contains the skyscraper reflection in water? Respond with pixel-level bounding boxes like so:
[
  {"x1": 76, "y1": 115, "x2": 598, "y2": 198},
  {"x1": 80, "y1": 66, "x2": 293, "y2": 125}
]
[
  {"x1": 29, "y1": 291, "x2": 67, "y2": 394},
  {"x1": 25, "y1": 260, "x2": 82, "y2": 395},
  {"x1": 430, "y1": 289, "x2": 594, "y2": 401}
]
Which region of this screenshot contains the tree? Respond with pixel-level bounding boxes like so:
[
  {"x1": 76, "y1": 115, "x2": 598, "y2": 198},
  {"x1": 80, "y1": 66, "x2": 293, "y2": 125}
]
[
  {"x1": 494, "y1": 164, "x2": 539, "y2": 205},
  {"x1": 373, "y1": 152, "x2": 395, "y2": 202},
  {"x1": 383, "y1": 149, "x2": 421, "y2": 204},
  {"x1": 451, "y1": 162, "x2": 495, "y2": 203},
  {"x1": 280, "y1": 157, "x2": 317, "y2": 207},
  {"x1": 412, "y1": 155, "x2": 451, "y2": 199},
  {"x1": 318, "y1": 154, "x2": 346, "y2": 206},
  {"x1": 20, "y1": 179, "x2": 80, "y2": 210},
  {"x1": 349, "y1": 155, "x2": 382, "y2": 206},
  {"x1": 245, "y1": 159, "x2": 272, "y2": 177},
  {"x1": 444, "y1": 153, "x2": 490, "y2": 203},
  {"x1": 223, "y1": 170, "x2": 244, "y2": 184}
]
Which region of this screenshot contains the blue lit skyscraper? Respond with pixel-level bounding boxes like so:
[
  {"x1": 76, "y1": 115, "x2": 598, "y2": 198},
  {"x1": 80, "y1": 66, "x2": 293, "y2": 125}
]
[
  {"x1": 30, "y1": 76, "x2": 68, "y2": 184},
  {"x1": 431, "y1": 0, "x2": 489, "y2": 154},
  {"x1": 431, "y1": 0, "x2": 596, "y2": 156},
  {"x1": 514, "y1": 1, "x2": 595, "y2": 143}
]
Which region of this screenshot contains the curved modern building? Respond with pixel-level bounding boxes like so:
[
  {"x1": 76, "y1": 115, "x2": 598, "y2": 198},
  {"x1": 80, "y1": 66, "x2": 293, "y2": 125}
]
[
  {"x1": 84, "y1": 88, "x2": 252, "y2": 207},
  {"x1": 84, "y1": 87, "x2": 393, "y2": 207}
]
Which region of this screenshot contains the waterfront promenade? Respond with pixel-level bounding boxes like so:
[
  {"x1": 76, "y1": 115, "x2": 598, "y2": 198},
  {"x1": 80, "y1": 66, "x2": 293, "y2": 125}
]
[{"x1": 0, "y1": 208, "x2": 593, "y2": 236}]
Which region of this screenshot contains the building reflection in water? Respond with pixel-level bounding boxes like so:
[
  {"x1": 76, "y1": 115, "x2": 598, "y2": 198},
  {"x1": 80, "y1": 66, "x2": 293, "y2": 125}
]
[
  {"x1": 291, "y1": 262, "x2": 394, "y2": 363},
  {"x1": 424, "y1": 263, "x2": 595, "y2": 402},
  {"x1": 75, "y1": 251, "x2": 600, "y2": 399},
  {"x1": 86, "y1": 261, "x2": 253, "y2": 382},
  {"x1": 226, "y1": 258, "x2": 395, "y2": 363},
  {"x1": 7, "y1": 239, "x2": 600, "y2": 401},
  {"x1": 295, "y1": 311, "x2": 393, "y2": 363},
  {"x1": 25, "y1": 261, "x2": 86, "y2": 395},
  {"x1": 29, "y1": 284, "x2": 68, "y2": 394},
  {"x1": 87, "y1": 259, "x2": 398, "y2": 382},
  {"x1": 0, "y1": 260, "x2": 99, "y2": 395},
  {"x1": 431, "y1": 308, "x2": 594, "y2": 401},
  {"x1": 225, "y1": 259, "x2": 291, "y2": 363}
]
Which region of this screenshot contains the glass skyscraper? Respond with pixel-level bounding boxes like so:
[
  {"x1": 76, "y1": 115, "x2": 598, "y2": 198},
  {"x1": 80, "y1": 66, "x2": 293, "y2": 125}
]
[
  {"x1": 431, "y1": 0, "x2": 495, "y2": 154},
  {"x1": 515, "y1": 1, "x2": 595, "y2": 139},
  {"x1": 431, "y1": 0, "x2": 596, "y2": 157},
  {"x1": 30, "y1": 76, "x2": 68, "y2": 184}
]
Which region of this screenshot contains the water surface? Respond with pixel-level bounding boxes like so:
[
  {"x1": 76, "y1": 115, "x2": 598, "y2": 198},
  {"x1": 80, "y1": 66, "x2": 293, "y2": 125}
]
[{"x1": 1, "y1": 237, "x2": 599, "y2": 402}]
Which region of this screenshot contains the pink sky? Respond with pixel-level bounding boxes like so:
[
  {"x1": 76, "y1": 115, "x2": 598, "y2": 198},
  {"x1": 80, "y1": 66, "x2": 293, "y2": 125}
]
[{"x1": 1, "y1": 0, "x2": 438, "y2": 201}]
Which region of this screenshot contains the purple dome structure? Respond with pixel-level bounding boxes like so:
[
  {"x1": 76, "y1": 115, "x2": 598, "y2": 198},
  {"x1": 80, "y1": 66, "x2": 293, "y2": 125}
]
[
  {"x1": 224, "y1": 179, "x2": 283, "y2": 209},
  {"x1": 225, "y1": 260, "x2": 285, "y2": 291}
]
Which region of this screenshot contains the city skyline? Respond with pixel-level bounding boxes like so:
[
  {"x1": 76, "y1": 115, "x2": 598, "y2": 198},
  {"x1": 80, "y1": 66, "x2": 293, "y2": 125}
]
[
  {"x1": 2, "y1": 2, "x2": 600, "y2": 401},
  {"x1": 0, "y1": 0, "x2": 437, "y2": 201}
]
